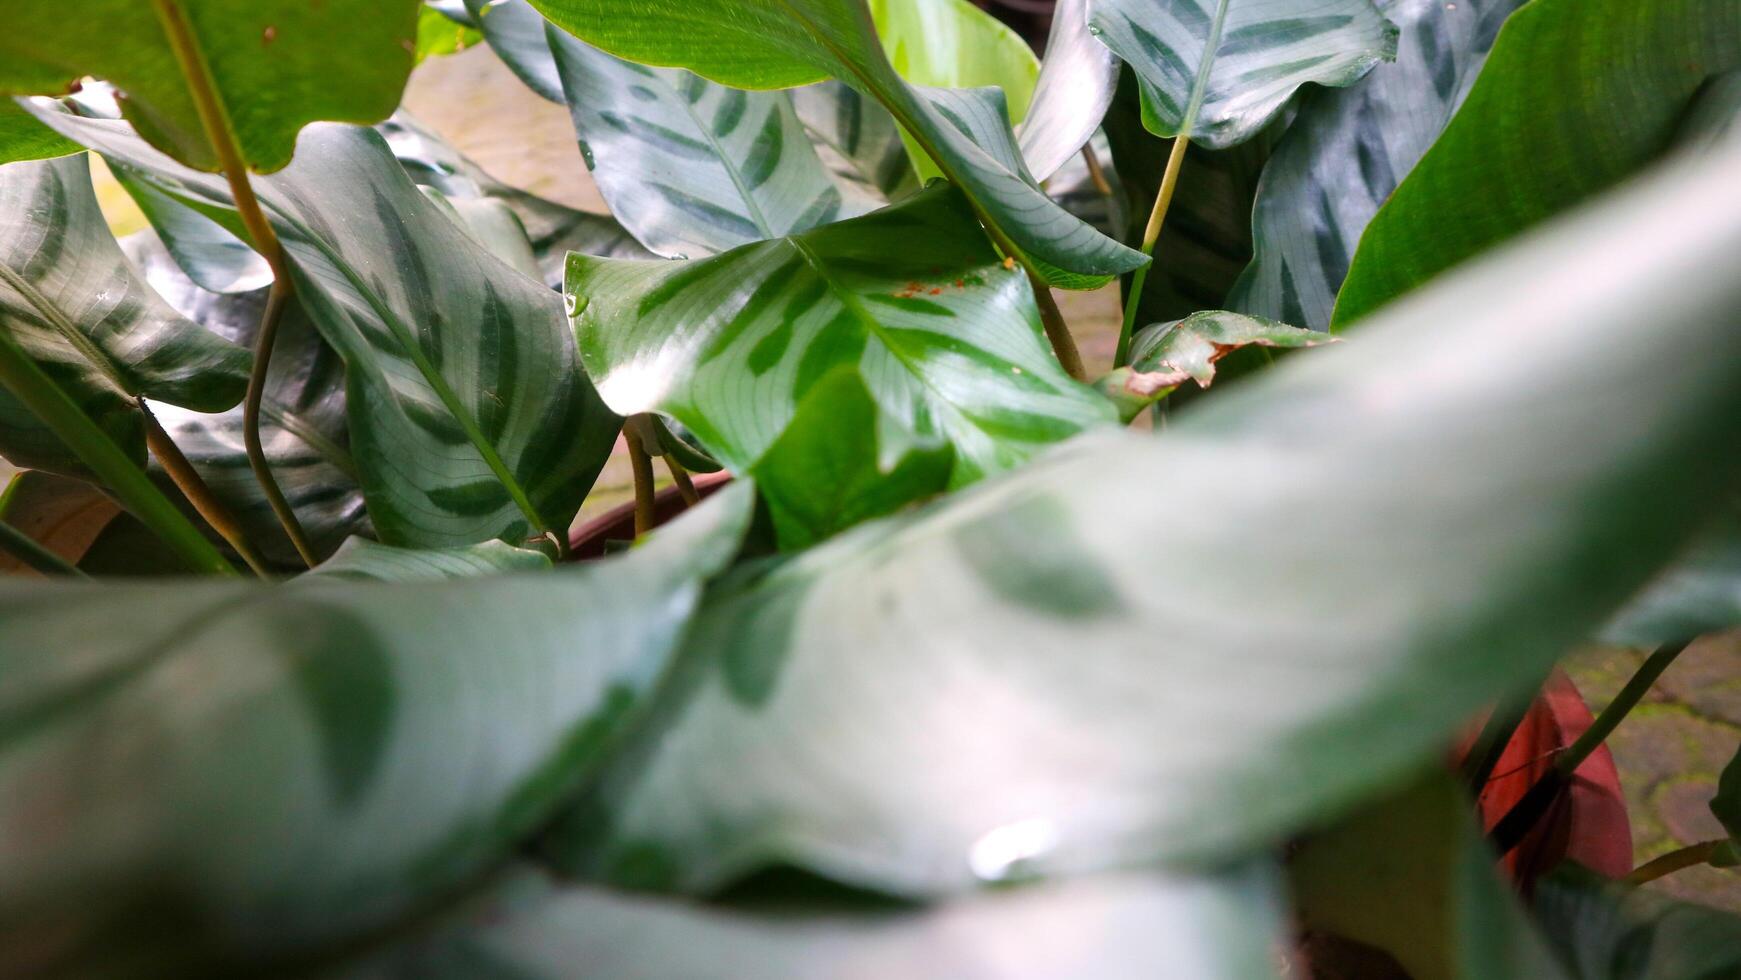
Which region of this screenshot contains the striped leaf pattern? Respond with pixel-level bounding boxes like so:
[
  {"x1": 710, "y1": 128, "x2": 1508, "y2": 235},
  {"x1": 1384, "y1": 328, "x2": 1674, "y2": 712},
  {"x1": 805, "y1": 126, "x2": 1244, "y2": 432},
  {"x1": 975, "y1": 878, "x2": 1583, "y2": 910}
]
[
  {"x1": 0, "y1": 485, "x2": 755, "y2": 976},
  {"x1": 303, "y1": 535, "x2": 553, "y2": 581},
  {"x1": 1227, "y1": 0, "x2": 1528, "y2": 330},
  {"x1": 547, "y1": 29, "x2": 882, "y2": 258},
  {"x1": 791, "y1": 81, "x2": 920, "y2": 202},
  {"x1": 1017, "y1": 0, "x2": 1121, "y2": 181},
  {"x1": 34, "y1": 106, "x2": 619, "y2": 550},
  {"x1": 463, "y1": 0, "x2": 566, "y2": 102},
  {"x1": 568, "y1": 185, "x2": 1116, "y2": 509},
  {"x1": 528, "y1": 0, "x2": 1147, "y2": 288},
  {"x1": 1086, "y1": 0, "x2": 1398, "y2": 149},
  {"x1": 0, "y1": 153, "x2": 249, "y2": 478},
  {"x1": 123, "y1": 235, "x2": 370, "y2": 568}
]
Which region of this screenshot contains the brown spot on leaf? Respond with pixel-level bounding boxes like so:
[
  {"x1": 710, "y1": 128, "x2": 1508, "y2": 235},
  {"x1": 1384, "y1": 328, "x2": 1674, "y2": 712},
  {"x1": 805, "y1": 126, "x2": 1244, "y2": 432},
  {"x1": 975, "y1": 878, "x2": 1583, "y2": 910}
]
[
  {"x1": 262, "y1": 25, "x2": 277, "y2": 44},
  {"x1": 1001, "y1": 256, "x2": 1016, "y2": 270}
]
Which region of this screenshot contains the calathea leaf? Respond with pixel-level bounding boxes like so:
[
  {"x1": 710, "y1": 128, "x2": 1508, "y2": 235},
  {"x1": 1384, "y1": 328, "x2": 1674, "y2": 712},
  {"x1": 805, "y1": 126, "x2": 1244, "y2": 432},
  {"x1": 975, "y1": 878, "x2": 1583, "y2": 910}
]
[
  {"x1": 122, "y1": 235, "x2": 370, "y2": 568},
  {"x1": 567, "y1": 183, "x2": 1116, "y2": 522},
  {"x1": 1085, "y1": 0, "x2": 1398, "y2": 148},
  {"x1": 1599, "y1": 502, "x2": 1741, "y2": 647},
  {"x1": 303, "y1": 535, "x2": 552, "y2": 581},
  {"x1": 0, "y1": 102, "x2": 80, "y2": 166},
  {"x1": 1227, "y1": 0, "x2": 1530, "y2": 330},
  {"x1": 546, "y1": 28, "x2": 881, "y2": 259},
  {"x1": 336, "y1": 863, "x2": 1287, "y2": 980},
  {"x1": 1534, "y1": 864, "x2": 1741, "y2": 980},
  {"x1": 527, "y1": 0, "x2": 1146, "y2": 288},
  {"x1": 0, "y1": 469, "x2": 119, "y2": 575},
  {"x1": 34, "y1": 106, "x2": 620, "y2": 550},
  {"x1": 378, "y1": 112, "x2": 651, "y2": 290},
  {"x1": 0, "y1": 0, "x2": 420, "y2": 171},
  {"x1": 0, "y1": 484, "x2": 755, "y2": 977},
  {"x1": 544, "y1": 136, "x2": 1741, "y2": 897},
  {"x1": 462, "y1": 0, "x2": 566, "y2": 103},
  {"x1": 1095, "y1": 310, "x2": 1332, "y2": 422},
  {"x1": 1677, "y1": 71, "x2": 1741, "y2": 152},
  {"x1": 1333, "y1": 0, "x2": 1741, "y2": 326},
  {"x1": 1017, "y1": 0, "x2": 1122, "y2": 182},
  {"x1": 0, "y1": 152, "x2": 250, "y2": 479},
  {"x1": 791, "y1": 81, "x2": 920, "y2": 203}
]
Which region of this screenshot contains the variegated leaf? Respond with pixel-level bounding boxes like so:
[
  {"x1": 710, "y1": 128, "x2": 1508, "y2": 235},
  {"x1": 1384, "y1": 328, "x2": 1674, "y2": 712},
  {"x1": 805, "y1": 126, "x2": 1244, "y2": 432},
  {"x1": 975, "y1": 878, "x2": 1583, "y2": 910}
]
[
  {"x1": 567, "y1": 184, "x2": 1116, "y2": 526},
  {"x1": 528, "y1": 0, "x2": 1147, "y2": 288},
  {"x1": 547, "y1": 28, "x2": 881, "y2": 258},
  {"x1": 303, "y1": 535, "x2": 552, "y2": 581},
  {"x1": 463, "y1": 0, "x2": 566, "y2": 102},
  {"x1": 0, "y1": 152, "x2": 249, "y2": 479},
  {"x1": 792, "y1": 81, "x2": 920, "y2": 201},
  {"x1": 1097, "y1": 310, "x2": 1332, "y2": 421},
  {"x1": 34, "y1": 105, "x2": 618, "y2": 550},
  {"x1": 1017, "y1": 0, "x2": 1121, "y2": 181},
  {"x1": 1086, "y1": 0, "x2": 1398, "y2": 148},
  {"x1": 1227, "y1": 0, "x2": 1529, "y2": 330}
]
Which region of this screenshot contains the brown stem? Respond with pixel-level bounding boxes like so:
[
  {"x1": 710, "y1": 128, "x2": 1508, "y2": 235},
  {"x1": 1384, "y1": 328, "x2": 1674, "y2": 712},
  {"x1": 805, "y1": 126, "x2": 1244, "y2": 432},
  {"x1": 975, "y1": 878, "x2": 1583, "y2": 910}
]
[
  {"x1": 1029, "y1": 268, "x2": 1087, "y2": 381},
  {"x1": 151, "y1": 0, "x2": 315, "y2": 568},
  {"x1": 623, "y1": 420, "x2": 658, "y2": 538},
  {"x1": 140, "y1": 400, "x2": 269, "y2": 577},
  {"x1": 666, "y1": 455, "x2": 701, "y2": 507},
  {"x1": 1625, "y1": 841, "x2": 1725, "y2": 886},
  {"x1": 1081, "y1": 143, "x2": 1113, "y2": 197}
]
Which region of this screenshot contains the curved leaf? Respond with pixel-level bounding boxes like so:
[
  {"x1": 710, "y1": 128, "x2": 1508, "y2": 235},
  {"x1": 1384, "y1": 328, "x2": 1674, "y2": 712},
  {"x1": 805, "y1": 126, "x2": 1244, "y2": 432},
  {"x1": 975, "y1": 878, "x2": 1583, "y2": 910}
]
[
  {"x1": 1600, "y1": 506, "x2": 1741, "y2": 647},
  {"x1": 527, "y1": 0, "x2": 1146, "y2": 288},
  {"x1": 792, "y1": 81, "x2": 920, "y2": 202},
  {"x1": 0, "y1": 102, "x2": 79, "y2": 165},
  {"x1": 1333, "y1": 0, "x2": 1741, "y2": 326},
  {"x1": 0, "y1": 152, "x2": 249, "y2": 478},
  {"x1": 1534, "y1": 865, "x2": 1741, "y2": 980},
  {"x1": 36, "y1": 107, "x2": 620, "y2": 550},
  {"x1": 304, "y1": 535, "x2": 551, "y2": 581},
  {"x1": 0, "y1": 469, "x2": 118, "y2": 575},
  {"x1": 415, "y1": 4, "x2": 482, "y2": 62},
  {"x1": 568, "y1": 184, "x2": 1116, "y2": 518},
  {"x1": 0, "y1": 485, "x2": 755, "y2": 977},
  {"x1": 1018, "y1": 0, "x2": 1121, "y2": 182},
  {"x1": 545, "y1": 137, "x2": 1741, "y2": 896},
  {"x1": 1227, "y1": 0, "x2": 1529, "y2": 330},
  {"x1": 463, "y1": 0, "x2": 565, "y2": 102},
  {"x1": 1085, "y1": 0, "x2": 1398, "y2": 148},
  {"x1": 0, "y1": 0, "x2": 420, "y2": 171},
  {"x1": 339, "y1": 864, "x2": 1286, "y2": 980},
  {"x1": 546, "y1": 29, "x2": 880, "y2": 258},
  {"x1": 1097, "y1": 310, "x2": 1332, "y2": 421}
]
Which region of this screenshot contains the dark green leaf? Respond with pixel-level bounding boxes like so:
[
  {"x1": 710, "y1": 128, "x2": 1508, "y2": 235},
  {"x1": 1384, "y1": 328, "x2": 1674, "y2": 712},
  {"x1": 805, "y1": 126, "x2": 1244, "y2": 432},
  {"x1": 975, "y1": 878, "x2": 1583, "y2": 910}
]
[
  {"x1": 1095, "y1": 310, "x2": 1332, "y2": 421},
  {"x1": 0, "y1": 152, "x2": 249, "y2": 478},
  {"x1": 37, "y1": 107, "x2": 620, "y2": 550},
  {"x1": 337, "y1": 863, "x2": 1286, "y2": 980},
  {"x1": 1600, "y1": 505, "x2": 1741, "y2": 647},
  {"x1": 527, "y1": 0, "x2": 1146, "y2": 288},
  {"x1": 1017, "y1": 0, "x2": 1121, "y2": 182},
  {"x1": 0, "y1": 0, "x2": 421, "y2": 172},
  {"x1": 1333, "y1": 0, "x2": 1741, "y2": 326},
  {"x1": 1534, "y1": 864, "x2": 1741, "y2": 980},
  {"x1": 1714, "y1": 743, "x2": 1741, "y2": 843},
  {"x1": 546, "y1": 138, "x2": 1741, "y2": 896},
  {"x1": 567, "y1": 184, "x2": 1116, "y2": 524},
  {"x1": 0, "y1": 484, "x2": 755, "y2": 976},
  {"x1": 1085, "y1": 0, "x2": 1397, "y2": 148},
  {"x1": 1228, "y1": 0, "x2": 1529, "y2": 330},
  {"x1": 546, "y1": 28, "x2": 880, "y2": 257}
]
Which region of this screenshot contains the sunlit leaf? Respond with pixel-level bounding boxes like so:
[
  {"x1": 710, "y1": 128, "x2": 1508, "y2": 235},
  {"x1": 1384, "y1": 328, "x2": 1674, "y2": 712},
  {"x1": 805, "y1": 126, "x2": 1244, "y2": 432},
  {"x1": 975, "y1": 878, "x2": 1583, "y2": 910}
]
[{"x1": 1017, "y1": 0, "x2": 1121, "y2": 182}]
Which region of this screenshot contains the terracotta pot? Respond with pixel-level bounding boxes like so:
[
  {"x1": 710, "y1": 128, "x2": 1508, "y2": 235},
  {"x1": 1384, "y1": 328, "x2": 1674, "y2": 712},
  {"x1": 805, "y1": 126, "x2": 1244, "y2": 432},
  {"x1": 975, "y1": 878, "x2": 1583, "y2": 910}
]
[
  {"x1": 1465, "y1": 670, "x2": 1633, "y2": 886},
  {"x1": 566, "y1": 472, "x2": 734, "y2": 559}
]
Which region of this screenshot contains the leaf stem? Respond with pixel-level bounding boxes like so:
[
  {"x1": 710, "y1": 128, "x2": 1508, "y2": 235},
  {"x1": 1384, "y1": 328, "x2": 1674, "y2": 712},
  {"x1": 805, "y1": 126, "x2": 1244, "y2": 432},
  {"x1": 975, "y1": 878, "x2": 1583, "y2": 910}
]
[
  {"x1": 150, "y1": 0, "x2": 316, "y2": 569},
  {"x1": 139, "y1": 400, "x2": 270, "y2": 577},
  {"x1": 666, "y1": 456, "x2": 701, "y2": 507},
  {"x1": 1081, "y1": 143, "x2": 1113, "y2": 197},
  {"x1": 624, "y1": 418, "x2": 658, "y2": 538},
  {"x1": 0, "y1": 517, "x2": 90, "y2": 578},
  {"x1": 1114, "y1": 135, "x2": 1190, "y2": 368},
  {"x1": 1490, "y1": 640, "x2": 1691, "y2": 854},
  {"x1": 1029, "y1": 268, "x2": 1087, "y2": 380},
  {"x1": 0, "y1": 327, "x2": 236, "y2": 576},
  {"x1": 1624, "y1": 840, "x2": 1726, "y2": 886}
]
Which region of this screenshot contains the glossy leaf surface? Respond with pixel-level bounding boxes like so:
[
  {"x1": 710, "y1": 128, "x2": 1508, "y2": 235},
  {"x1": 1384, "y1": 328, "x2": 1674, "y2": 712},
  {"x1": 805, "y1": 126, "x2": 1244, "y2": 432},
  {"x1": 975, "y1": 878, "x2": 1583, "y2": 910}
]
[
  {"x1": 1085, "y1": 0, "x2": 1397, "y2": 149},
  {"x1": 0, "y1": 153, "x2": 249, "y2": 478},
  {"x1": 527, "y1": 0, "x2": 1146, "y2": 288},
  {"x1": 1228, "y1": 0, "x2": 1528, "y2": 330},
  {"x1": 1333, "y1": 0, "x2": 1741, "y2": 325},
  {"x1": 547, "y1": 138, "x2": 1741, "y2": 896},
  {"x1": 0, "y1": 486, "x2": 754, "y2": 976},
  {"x1": 0, "y1": 0, "x2": 421, "y2": 171},
  {"x1": 1017, "y1": 0, "x2": 1121, "y2": 182},
  {"x1": 37, "y1": 107, "x2": 619, "y2": 549}
]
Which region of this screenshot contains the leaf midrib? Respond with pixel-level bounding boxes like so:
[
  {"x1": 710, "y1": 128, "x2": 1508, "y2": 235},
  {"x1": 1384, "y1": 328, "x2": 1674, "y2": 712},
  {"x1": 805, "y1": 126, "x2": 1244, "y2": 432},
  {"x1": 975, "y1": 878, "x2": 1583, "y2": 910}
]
[
  {"x1": 1181, "y1": 0, "x2": 1235, "y2": 136},
  {"x1": 657, "y1": 67, "x2": 778, "y2": 239},
  {"x1": 0, "y1": 263, "x2": 137, "y2": 400}
]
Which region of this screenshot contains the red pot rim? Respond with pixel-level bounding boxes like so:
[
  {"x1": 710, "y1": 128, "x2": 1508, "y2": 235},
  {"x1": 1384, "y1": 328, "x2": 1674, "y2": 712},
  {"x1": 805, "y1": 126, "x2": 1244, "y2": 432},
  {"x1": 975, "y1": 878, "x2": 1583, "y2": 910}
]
[{"x1": 567, "y1": 472, "x2": 734, "y2": 559}]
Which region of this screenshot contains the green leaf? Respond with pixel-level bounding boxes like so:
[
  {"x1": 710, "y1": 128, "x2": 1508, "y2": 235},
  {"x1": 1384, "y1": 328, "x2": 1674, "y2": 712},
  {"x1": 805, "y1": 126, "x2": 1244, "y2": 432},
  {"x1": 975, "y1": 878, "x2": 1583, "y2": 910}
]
[
  {"x1": 1714, "y1": 742, "x2": 1741, "y2": 843},
  {"x1": 527, "y1": 0, "x2": 1146, "y2": 288},
  {"x1": 1016, "y1": 0, "x2": 1121, "y2": 182},
  {"x1": 0, "y1": 0, "x2": 420, "y2": 172},
  {"x1": 337, "y1": 863, "x2": 1287, "y2": 980},
  {"x1": 1085, "y1": 0, "x2": 1398, "y2": 149},
  {"x1": 463, "y1": 0, "x2": 565, "y2": 102},
  {"x1": 1332, "y1": 0, "x2": 1741, "y2": 326},
  {"x1": 1095, "y1": 310, "x2": 1333, "y2": 422},
  {"x1": 415, "y1": 3, "x2": 482, "y2": 63},
  {"x1": 0, "y1": 101, "x2": 80, "y2": 165},
  {"x1": 0, "y1": 152, "x2": 250, "y2": 479},
  {"x1": 1227, "y1": 0, "x2": 1529, "y2": 330},
  {"x1": 0, "y1": 469, "x2": 118, "y2": 575},
  {"x1": 792, "y1": 81, "x2": 921, "y2": 202},
  {"x1": 304, "y1": 535, "x2": 551, "y2": 581},
  {"x1": 1534, "y1": 864, "x2": 1741, "y2": 980},
  {"x1": 37, "y1": 107, "x2": 621, "y2": 550},
  {"x1": 0, "y1": 484, "x2": 755, "y2": 976},
  {"x1": 567, "y1": 184, "x2": 1116, "y2": 517},
  {"x1": 1600, "y1": 505, "x2": 1741, "y2": 647},
  {"x1": 1291, "y1": 772, "x2": 1569, "y2": 980},
  {"x1": 545, "y1": 136, "x2": 1741, "y2": 896},
  {"x1": 1676, "y1": 71, "x2": 1741, "y2": 153},
  {"x1": 546, "y1": 29, "x2": 880, "y2": 258}
]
